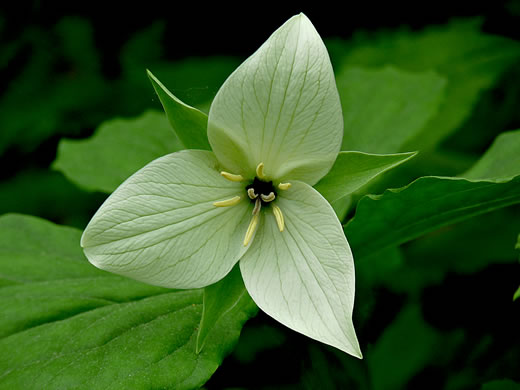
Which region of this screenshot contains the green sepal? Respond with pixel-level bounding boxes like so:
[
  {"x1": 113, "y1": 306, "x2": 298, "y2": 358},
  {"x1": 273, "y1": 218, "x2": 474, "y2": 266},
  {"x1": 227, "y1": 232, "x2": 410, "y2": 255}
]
[
  {"x1": 315, "y1": 151, "x2": 417, "y2": 203},
  {"x1": 147, "y1": 69, "x2": 211, "y2": 150},
  {"x1": 196, "y1": 264, "x2": 258, "y2": 353}
]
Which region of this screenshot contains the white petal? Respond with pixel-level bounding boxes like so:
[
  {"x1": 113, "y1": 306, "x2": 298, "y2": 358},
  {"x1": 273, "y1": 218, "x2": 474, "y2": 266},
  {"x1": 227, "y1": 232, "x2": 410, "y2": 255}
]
[
  {"x1": 208, "y1": 14, "x2": 343, "y2": 185},
  {"x1": 239, "y1": 181, "x2": 362, "y2": 357},
  {"x1": 81, "y1": 150, "x2": 251, "y2": 289}
]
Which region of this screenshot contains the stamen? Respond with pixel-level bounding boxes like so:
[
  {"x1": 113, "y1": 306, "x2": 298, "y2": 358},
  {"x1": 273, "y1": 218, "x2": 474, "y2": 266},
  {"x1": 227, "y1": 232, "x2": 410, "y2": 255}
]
[
  {"x1": 260, "y1": 192, "x2": 275, "y2": 202},
  {"x1": 278, "y1": 182, "x2": 291, "y2": 190},
  {"x1": 272, "y1": 204, "x2": 284, "y2": 232},
  {"x1": 243, "y1": 213, "x2": 260, "y2": 246},
  {"x1": 252, "y1": 198, "x2": 262, "y2": 215},
  {"x1": 256, "y1": 162, "x2": 266, "y2": 179},
  {"x1": 221, "y1": 171, "x2": 244, "y2": 182},
  {"x1": 213, "y1": 196, "x2": 241, "y2": 207},
  {"x1": 247, "y1": 188, "x2": 258, "y2": 200}
]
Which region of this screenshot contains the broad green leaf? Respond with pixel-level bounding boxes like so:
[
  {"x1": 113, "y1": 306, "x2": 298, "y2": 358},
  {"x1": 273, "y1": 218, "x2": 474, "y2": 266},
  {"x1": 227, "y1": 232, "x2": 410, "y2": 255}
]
[
  {"x1": 346, "y1": 129, "x2": 520, "y2": 259},
  {"x1": 338, "y1": 19, "x2": 520, "y2": 151},
  {"x1": 0, "y1": 214, "x2": 255, "y2": 389},
  {"x1": 54, "y1": 110, "x2": 182, "y2": 193},
  {"x1": 338, "y1": 67, "x2": 445, "y2": 153},
  {"x1": 147, "y1": 70, "x2": 211, "y2": 150},
  {"x1": 239, "y1": 181, "x2": 361, "y2": 358},
  {"x1": 314, "y1": 151, "x2": 416, "y2": 203},
  {"x1": 81, "y1": 150, "x2": 252, "y2": 289},
  {"x1": 196, "y1": 264, "x2": 257, "y2": 353},
  {"x1": 346, "y1": 175, "x2": 520, "y2": 259},
  {"x1": 481, "y1": 379, "x2": 520, "y2": 390},
  {"x1": 464, "y1": 129, "x2": 520, "y2": 181},
  {"x1": 208, "y1": 13, "x2": 343, "y2": 185},
  {"x1": 514, "y1": 286, "x2": 520, "y2": 302}
]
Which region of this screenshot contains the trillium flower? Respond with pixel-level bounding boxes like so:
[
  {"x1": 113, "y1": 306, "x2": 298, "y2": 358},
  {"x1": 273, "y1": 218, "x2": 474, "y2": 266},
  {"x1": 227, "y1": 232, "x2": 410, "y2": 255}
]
[{"x1": 81, "y1": 13, "x2": 362, "y2": 358}]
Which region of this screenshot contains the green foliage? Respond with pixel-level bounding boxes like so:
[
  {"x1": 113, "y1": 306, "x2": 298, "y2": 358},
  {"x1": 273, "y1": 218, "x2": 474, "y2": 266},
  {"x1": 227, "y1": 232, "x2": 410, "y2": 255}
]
[
  {"x1": 367, "y1": 304, "x2": 460, "y2": 390},
  {"x1": 338, "y1": 67, "x2": 446, "y2": 153},
  {"x1": 0, "y1": 17, "x2": 107, "y2": 154},
  {"x1": 4, "y1": 12, "x2": 520, "y2": 390},
  {"x1": 346, "y1": 175, "x2": 520, "y2": 259},
  {"x1": 0, "y1": 214, "x2": 256, "y2": 389},
  {"x1": 54, "y1": 111, "x2": 182, "y2": 193},
  {"x1": 346, "y1": 129, "x2": 520, "y2": 259},
  {"x1": 336, "y1": 19, "x2": 520, "y2": 151},
  {"x1": 464, "y1": 130, "x2": 520, "y2": 181},
  {"x1": 197, "y1": 265, "x2": 257, "y2": 353},
  {"x1": 481, "y1": 379, "x2": 520, "y2": 390}
]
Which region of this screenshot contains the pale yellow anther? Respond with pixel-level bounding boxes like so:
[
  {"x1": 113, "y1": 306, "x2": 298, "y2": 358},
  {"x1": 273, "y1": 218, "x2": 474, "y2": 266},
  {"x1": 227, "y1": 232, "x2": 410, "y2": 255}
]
[
  {"x1": 260, "y1": 192, "x2": 275, "y2": 203},
  {"x1": 247, "y1": 188, "x2": 258, "y2": 200},
  {"x1": 221, "y1": 171, "x2": 244, "y2": 182},
  {"x1": 256, "y1": 162, "x2": 266, "y2": 179},
  {"x1": 272, "y1": 204, "x2": 285, "y2": 232},
  {"x1": 278, "y1": 182, "x2": 292, "y2": 191},
  {"x1": 213, "y1": 196, "x2": 241, "y2": 207},
  {"x1": 252, "y1": 197, "x2": 262, "y2": 215},
  {"x1": 243, "y1": 213, "x2": 260, "y2": 246}
]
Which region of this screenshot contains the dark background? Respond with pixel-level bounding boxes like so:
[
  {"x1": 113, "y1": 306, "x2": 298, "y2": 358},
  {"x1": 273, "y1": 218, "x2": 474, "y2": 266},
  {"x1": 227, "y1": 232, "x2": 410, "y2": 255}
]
[{"x1": 1, "y1": 2, "x2": 519, "y2": 389}]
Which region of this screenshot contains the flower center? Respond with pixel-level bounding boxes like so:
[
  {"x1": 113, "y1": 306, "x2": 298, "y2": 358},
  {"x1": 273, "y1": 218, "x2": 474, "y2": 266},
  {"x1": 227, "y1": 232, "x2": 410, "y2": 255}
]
[
  {"x1": 246, "y1": 177, "x2": 276, "y2": 203},
  {"x1": 214, "y1": 162, "x2": 291, "y2": 246}
]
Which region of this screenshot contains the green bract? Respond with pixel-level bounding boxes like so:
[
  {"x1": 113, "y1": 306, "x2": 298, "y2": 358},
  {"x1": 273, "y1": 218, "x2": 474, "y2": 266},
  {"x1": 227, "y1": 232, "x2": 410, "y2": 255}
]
[{"x1": 81, "y1": 14, "x2": 362, "y2": 357}]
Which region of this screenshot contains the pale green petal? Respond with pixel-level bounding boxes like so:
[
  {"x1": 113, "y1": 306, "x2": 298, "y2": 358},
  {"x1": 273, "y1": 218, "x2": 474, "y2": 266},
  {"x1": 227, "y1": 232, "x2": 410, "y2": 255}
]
[
  {"x1": 208, "y1": 13, "x2": 342, "y2": 185},
  {"x1": 81, "y1": 150, "x2": 251, "y2": 289},
  {"x1": 239, "y1": 181, "x2": 362, "y2": 357}
]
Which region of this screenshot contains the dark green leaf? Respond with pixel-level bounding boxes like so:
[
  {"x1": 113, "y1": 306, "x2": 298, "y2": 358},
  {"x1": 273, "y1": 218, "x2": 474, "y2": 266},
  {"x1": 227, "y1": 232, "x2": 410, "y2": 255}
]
[
  {"x1": 346, "y1": 129, "x2": 520, "y2": 259},
  {"x1": 147, "y1": 70, "x2": 211, "y2": 150},
  {"x1": 346, "y1": 175, "x2": 520, "y2": 259},
  {"x1": 381, "y1": 207, "x2": 520, "y2": 293},
  {"x1": 196, "y1": 265, "x2": 257, "y2": 353},
  {"x1": 53, "y1": 110, "x2": 182, "y2": 193},
  {"x1": 367, "y1": 304, "x2": 460, "y2": 390},
  {"x1": 0, "y1": 214, "x2": 254, "y2": 389},
  {"x1": 481, "y1": 379, "x2": 520, "y2": 390}
]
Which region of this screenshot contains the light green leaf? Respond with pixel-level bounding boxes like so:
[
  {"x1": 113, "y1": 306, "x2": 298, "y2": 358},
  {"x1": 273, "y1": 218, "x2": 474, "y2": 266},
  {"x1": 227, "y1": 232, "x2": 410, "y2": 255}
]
[
  {"x1": 0, "y1": 214, "x2": 253, "y2": 389},
  {"x1": 346, "y1": 175, "x2": 520, "y2": 259},
  {"x1": 196, "y1": 264, "x2": 257, "y2": 353},
  {"x1": 81, "y1": 150, "x2": 252, "y2": 289},
  {"x1": 239, "y1": 181, "x2": 361, "y2": 357},
  {"x1": 208, "y1": 13, "x2": 343, "y2": 185},
  {"x1": 338, "y1": 67, "x2": 446, "y2": 153},
  {"x1": 513, "y1": 286, "x2": 520, "y2": 301},
  {"x1": 53, "y1": 110, "x2": 182, "y2": 193},
  {"x1": 338, "y1": 19, "x2": 520, "y2": 151},
  {"x1": 464, "y1": 129, "x2": 520, "y2": 181},
  {"x1": 314, "y1": 151, "x2": 416, "y2": 203},
  {"x1": 147, "y1": 70, "x2": 211, "y2": 150}
]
